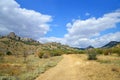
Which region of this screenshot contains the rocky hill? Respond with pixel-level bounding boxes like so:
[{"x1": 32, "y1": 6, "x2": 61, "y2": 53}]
[
  {"x1": 0, "y1": 32, "x2": 79, "y2": 57},
  {"x1": 0, "y1": 37, "x2": 38, "y2": 56}
]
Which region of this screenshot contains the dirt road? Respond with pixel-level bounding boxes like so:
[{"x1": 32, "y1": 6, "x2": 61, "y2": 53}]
[
  {"x1": 35, "y1": 54, "x2": 87, "y2": 80},
  {"x1": 35, "y1": 54, "x2": 120, "y2": 80}
]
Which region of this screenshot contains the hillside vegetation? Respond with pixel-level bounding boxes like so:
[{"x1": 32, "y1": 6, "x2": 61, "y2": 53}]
[
  {"x1": 0, "y1": 32, "x2": 120, "y2": 80},
  {"x1": 0, "y1": 32, "x2": 81, "y2": 58}
]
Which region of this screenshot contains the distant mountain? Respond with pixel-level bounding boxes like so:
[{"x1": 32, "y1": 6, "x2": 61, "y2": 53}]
[
  {"x1": 73, "y1": 45, "x2": 94, "y2": 50},
  {"x1": 102, "y1": 41, "x2": 120, "y2": 48},
  {"x1": 86, "y1": 45, "x2": 94, "y2": 49},
  {"x1": 73, "y1": 47, "x2": 85, "y2": 50}
]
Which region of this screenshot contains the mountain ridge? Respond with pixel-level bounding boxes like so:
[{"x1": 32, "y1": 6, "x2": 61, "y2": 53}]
[{"x1": 102, "y1": 41, "x2": 120, "y2": 48}]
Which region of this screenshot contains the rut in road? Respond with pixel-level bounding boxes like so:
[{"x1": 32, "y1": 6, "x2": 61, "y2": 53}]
[{"x1": 35, "y1": 54, "x2": 86, "y2": 80}]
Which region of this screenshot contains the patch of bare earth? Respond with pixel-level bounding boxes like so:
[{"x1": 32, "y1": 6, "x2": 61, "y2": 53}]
[{"x1": 35, "y1": 54, "x2": 120, "y2": 80}]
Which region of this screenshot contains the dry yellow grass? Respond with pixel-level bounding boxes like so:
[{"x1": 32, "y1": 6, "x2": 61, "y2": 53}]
[
  {"x1": 0, "y1": 55, "x2": 62, "y2": 80},
  {"x1": 78, "y1": 55, "x2": 120, "y2": 80}
]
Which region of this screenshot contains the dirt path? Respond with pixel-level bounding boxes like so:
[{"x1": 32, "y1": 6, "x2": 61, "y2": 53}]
[
  {"x1": 35, "y1": 54, "x2": 120, "y2": 80},
  {"x1": 35, "y1": 54, "x2": 86, "y2": 80}
]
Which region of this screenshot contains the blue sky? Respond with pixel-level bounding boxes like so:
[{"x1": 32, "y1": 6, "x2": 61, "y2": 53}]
[
  {"x1": 0, "y1": 0, "x2": 120, "y2": 48},
  {"x1": 16, "y1": 0, "x2": 120, "y2": 37}
]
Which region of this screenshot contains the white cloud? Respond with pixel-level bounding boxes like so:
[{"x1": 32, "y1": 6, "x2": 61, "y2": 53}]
[
  {"x1": 93, "y1": 32, "x2": 120, "y2": 47},
  {"x1": 66, "y1": 32, "x2": 120, "y2": 48},
  {"x1": 39, "y1": 37, "x2": 66, "y2": 44},
  {"x1": 40, "y1": 10, "x2": 120, "y2": 48},
  {"x1": 0, "y1": 0, "x2": 52, "y2": 39},
  {"x1": 66, "y1": 10, "x2": 120, "y2": 39},
  {"x1": 64, "y1": 10, "x2": 120, "y2": 48}
]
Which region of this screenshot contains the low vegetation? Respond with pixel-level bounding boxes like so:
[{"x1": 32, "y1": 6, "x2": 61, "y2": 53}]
[
  {"x1": 86, "y1": 43, "x2": 120, "y2": 61},
  {"x1": 87, "y1": 49, "x2": 98, "y2": 60},
  {"x1": 0, "y1": 55, "x2": 62, "y2": 80},
  {"x1": 97, "y1": 55, "x2": 120, "y2": 66}
]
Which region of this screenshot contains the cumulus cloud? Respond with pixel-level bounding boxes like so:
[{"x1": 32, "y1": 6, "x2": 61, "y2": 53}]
[
  {"x1": 39, "y1": 37, "x2": 66, "y2": 44},
  {"x1": 64, "y1": 10, "x2": 120, "y2": 48},
  {"x1": 0, "y1": 0, "x2": 52, "y2": 39},
  {"x1": 40, "y1": 10, "x2": 120, "y2": 48},
  {"x1": 93, "y1": 32, "x2": 120, "y2": 47},
  {"x1": 65, "y1": 32, "x2": 120, "y2": 48},
  {"x1": 66, "y1": 10, "x2": 120, "y2": 38}
]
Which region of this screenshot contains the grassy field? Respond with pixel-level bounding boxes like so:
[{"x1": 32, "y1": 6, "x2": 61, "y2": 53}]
[
  {"x1": 97, "y1": 54, "x2": 120, "y2": 66},
  {"x1": 77, "y1": 54, "x2": 120, "y2": 80},
  {"x1": 0, "y1": 55, "x2": 62, "y2": 80}
]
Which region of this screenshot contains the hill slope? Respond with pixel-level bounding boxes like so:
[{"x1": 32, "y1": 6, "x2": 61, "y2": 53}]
[
  {"x1": 102, "y1": 41, "x2": 120, "y2": 48},
  {"x1": 0, "y1": 32, "x2": 79, "y2": 57}
]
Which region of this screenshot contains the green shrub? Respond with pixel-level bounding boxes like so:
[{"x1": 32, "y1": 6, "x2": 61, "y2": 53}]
[
  {"x1": 6, "y1": 51, "x2": 12, "y2": 55},
  {"x1": 38, "y1": 50, "x2": 51, "y2": 58},
  {"x1": 42, "y1": 53, "x2": 50, "y2": 58},
  {"x1": 50, "y1": 52, "x2": 61, "y2": 56},
  {"x1": 112, "y1": 48, "x2": 120, "y2": 56},
  {"x1": 87, "y1": 49, "x2": 97, "y2": 60},
  {"x1": 95, "y1": 49, "x2": 103, "y2": 54},
  {"x1": 103, "y1": 49, "x2": 112, "y2": 55},
  {"x1": 38, "y1": 52, "x2": 44, "y2": 58},
  {"x1": 88, "y1": 53, "x2": 97, "y2": 60}
]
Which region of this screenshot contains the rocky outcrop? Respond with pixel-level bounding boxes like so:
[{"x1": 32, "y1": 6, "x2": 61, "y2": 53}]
[
  {"x1": 7, "y1": 32, "x2": 20, "y2": 40},
  {"x1": 6, "y1": 32, "x2": 39, "y2": 44},
  {"x1": 8, "y1": 32, "x2": 16, "y2": 38},
  {"x1": 21, "y1": 37, "x2": 35, "y2": 42}
]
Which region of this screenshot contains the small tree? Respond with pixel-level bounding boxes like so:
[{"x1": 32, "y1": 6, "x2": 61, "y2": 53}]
[
  {"x1": 112, "y1": 48, "x2": 120, "y2": 56},
  {"x1": 87, "y1": 49, "x2": 97, "y2": 60},
  {"x1": 95, "y1": 48, "x2": 103, "y2": 54},
  {"x1": 103, "y1": 49, "x2": 112, "y2": 55}
]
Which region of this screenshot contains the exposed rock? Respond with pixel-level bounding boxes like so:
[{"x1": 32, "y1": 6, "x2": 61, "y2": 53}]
[
  {"x1": 7, "y1": 32, "x2": 20, "y2": 40},
  {"x1": 6, "y1": 32, "x2": 40, "y2": 44},
  {"x1": 16, "y1": 36, "x2": 20, "y2": 40},
  {"x1": 8, "y1": 32, "x2": 16, "y2": 39},
  {"x1": 20, "y1": 37, "x2": 40, "y2": 45},
  {"x1": 21, "y1": 37, "x2": 36, "y2": 42}
]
